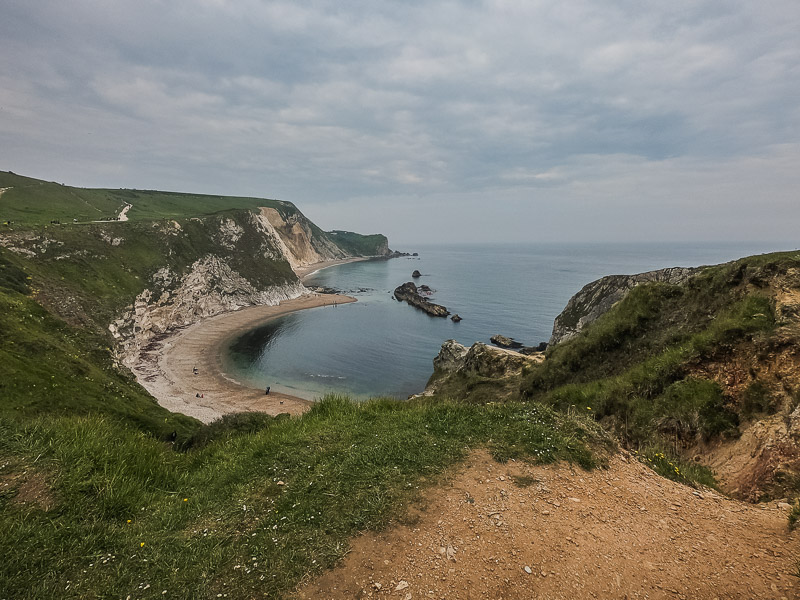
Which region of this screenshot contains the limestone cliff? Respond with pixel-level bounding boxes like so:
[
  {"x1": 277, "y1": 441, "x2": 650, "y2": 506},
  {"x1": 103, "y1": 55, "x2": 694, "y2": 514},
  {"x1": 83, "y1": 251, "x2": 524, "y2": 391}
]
[
  {"x1": 549, "y1": 267, "x2": 697, "y2": 345},
  {"x1": 259, "y1": 206, "x2": 347, "y2": 269},
  {"x1": 109, "y1": 256, "x2": 305, "y2": 368}
]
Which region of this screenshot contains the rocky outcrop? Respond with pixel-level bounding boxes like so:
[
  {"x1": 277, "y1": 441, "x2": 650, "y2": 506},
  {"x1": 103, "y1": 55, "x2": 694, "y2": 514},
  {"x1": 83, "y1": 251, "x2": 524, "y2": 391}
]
[
  {"x1": 432, "y1": 340, "x2": 545, "y2": 379},
  {"x1": 490, "y1": 334, "x2": 523, "y2": 349},
  {"x1": 433, "y1": 340, "x2": 470, "y2": 373},
  {"x1": 550, "y1": 267, "x2": 698, "y2": 346},
  {"x1": 394, "y1": 281, "x2": 449, "y2": 317}
]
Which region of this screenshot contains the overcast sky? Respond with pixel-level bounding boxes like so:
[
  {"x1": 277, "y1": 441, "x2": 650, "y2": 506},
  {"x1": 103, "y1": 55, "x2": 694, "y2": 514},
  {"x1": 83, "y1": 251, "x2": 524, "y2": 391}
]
[{"x1": 1, "y1": 1, "x2": 798, "y2": 245}]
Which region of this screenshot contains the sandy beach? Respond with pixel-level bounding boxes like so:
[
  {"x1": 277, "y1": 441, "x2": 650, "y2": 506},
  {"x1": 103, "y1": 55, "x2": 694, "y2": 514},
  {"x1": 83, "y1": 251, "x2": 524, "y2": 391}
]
[
  {"x1": 294, "y1": 256, "x2": 368, "y2": 279},
  {"x1": 131, "y1": 287, "x2": 357, "y2": 423}
]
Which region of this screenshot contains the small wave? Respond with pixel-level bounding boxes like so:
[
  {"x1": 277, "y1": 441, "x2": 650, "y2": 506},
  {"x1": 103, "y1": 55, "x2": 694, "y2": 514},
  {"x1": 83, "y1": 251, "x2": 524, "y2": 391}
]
[{"x1": 307, "y1": 373, "x2": 347, "y2": 380}]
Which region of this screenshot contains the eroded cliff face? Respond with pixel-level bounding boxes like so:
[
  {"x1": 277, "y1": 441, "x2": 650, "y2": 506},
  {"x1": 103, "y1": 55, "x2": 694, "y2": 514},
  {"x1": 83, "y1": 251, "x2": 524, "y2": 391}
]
[
  {"x1": 259, "y1": 207, "x2": 348, "y2": 269},
  {"x1": 550, "y1": 267, "x2": 697, "y2": 345},
  {"x1": 110, "y1": 255, "x2": 305, "y2": 367}
]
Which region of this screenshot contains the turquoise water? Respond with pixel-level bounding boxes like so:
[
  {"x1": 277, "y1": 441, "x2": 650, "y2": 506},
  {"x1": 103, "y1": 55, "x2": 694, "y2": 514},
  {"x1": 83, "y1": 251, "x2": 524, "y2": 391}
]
[{"x1": 224, "y1": 242, "x2": 795, "y2": 400}]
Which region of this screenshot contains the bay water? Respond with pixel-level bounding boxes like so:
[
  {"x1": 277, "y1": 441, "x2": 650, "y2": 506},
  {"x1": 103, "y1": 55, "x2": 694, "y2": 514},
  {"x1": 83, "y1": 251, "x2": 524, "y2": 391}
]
[{"x1": 223, "y1": 242, "x2": 795, "y2": 401}]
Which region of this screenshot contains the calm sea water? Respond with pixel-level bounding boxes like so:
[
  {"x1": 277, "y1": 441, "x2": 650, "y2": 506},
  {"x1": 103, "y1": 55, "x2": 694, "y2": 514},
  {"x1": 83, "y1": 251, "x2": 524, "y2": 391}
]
[{"x1": 223, "y1": 242, "x2": 795, "y2": 401}]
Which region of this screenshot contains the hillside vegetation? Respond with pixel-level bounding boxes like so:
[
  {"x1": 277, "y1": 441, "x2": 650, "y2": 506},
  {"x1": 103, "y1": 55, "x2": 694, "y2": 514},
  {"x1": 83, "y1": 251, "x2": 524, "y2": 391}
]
[
  {"x1": 2, "y1": 170, "x2": 798, "y2": 596},
  {"x1": 433, "y1": 251, "x2": 800, "y2": 499}
]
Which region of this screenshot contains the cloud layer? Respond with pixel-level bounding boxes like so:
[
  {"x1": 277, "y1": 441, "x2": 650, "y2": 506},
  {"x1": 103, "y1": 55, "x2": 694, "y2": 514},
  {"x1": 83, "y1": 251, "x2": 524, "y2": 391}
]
[{"x1": 1, "y1": 1, "x2": 798, "y2": 243}]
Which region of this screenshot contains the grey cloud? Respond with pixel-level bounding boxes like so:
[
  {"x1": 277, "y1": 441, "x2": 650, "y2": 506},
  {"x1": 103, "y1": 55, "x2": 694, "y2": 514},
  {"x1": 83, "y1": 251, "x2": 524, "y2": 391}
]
[{"x1": 1, "y1": 0, "x2": 799, "y2": 243}]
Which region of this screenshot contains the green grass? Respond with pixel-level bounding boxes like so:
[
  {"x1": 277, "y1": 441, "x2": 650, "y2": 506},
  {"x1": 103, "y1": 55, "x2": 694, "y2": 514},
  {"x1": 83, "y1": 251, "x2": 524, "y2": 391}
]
[
  {"x1": 0, "y1": 269, "x2": 200, "y2": 442},
  {"x1": 635, "y1": 446, "x2": 718, "y2": 489},
  {"x1": 0, "y1": 170, "x2": 286, "y2": 225},
  {"x1": 0, "y1": 396, "x2": 610, "y2": 599},
  {"x1": 0, "y1": 209, "x2": 297, "y2": 329},
  {"x1": 327, "y1": 230, "x2": 388, "y2": 256}
]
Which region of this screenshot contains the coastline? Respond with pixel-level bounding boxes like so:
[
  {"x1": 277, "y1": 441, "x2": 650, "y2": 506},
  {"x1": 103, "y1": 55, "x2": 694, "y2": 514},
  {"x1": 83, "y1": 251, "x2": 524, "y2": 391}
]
[
  {"x1": 131, "y1": 292, "x2": 357, "y2": 423},
  {"x1": 128, "y1": 251, "x2": 366, "y2": 423},
  {"x1": 295, "y1": 256, "x2": 368, "y2": 280}
]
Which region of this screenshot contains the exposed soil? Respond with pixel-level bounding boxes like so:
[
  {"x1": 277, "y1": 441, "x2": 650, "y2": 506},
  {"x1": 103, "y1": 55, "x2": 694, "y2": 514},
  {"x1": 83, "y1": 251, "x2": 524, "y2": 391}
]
[
  {"x1": 0, "y1": 460, "x2": 54, "y2": 511},
  {"x1": 297, "y1": 451, "x2": 799, "y2": 600}
]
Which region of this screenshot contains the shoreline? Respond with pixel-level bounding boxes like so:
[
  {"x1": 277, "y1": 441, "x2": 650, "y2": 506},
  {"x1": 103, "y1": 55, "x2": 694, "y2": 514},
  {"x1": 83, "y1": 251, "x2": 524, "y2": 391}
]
[
  {"x1": 131, "y1": 292, "x2": 357, "y2": 424},
  {"x1": 295, "y1": 256, "x2": 368, "y2": 280}
]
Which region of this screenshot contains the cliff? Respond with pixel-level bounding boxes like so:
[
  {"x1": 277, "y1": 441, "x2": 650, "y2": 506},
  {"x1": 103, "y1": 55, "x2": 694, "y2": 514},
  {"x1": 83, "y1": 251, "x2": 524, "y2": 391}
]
[{"x1": 549, "y1": 266, "x2": 698, "y2": 345}]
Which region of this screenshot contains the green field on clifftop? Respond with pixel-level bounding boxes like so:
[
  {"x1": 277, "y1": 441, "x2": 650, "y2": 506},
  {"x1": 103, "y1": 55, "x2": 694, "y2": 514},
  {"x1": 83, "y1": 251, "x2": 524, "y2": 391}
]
[{"x1": 0, "y1": 171, "x2": 294, "y2": 225}]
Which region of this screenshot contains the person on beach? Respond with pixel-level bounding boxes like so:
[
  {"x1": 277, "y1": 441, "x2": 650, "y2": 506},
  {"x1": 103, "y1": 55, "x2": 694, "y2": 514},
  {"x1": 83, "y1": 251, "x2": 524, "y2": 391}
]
[{"x1": 265, "y1": 386, "x2": 270, "y2": 395}]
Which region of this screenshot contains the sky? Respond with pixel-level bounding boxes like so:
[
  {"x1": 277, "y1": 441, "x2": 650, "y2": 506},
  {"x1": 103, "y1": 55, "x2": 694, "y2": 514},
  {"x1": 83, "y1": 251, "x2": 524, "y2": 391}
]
[{"x1": 1, "y1": 1, "x2": 798, "y2": 245}]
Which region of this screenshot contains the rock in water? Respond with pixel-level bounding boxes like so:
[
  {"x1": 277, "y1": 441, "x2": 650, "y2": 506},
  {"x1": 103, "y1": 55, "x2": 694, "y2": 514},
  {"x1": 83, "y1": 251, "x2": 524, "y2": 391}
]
[
  {"x1": 394, "y1": 281, "x2": 449, "y2": 317},
  {"x1": 451, "y1": 314, "x2": 463, "y2": 322},
  {"x1": 412, "y1": 269, "x2": 421, "y2": 278},
  {"x1": 490, "y1": 334, "x2": 523, "y2": 349}
]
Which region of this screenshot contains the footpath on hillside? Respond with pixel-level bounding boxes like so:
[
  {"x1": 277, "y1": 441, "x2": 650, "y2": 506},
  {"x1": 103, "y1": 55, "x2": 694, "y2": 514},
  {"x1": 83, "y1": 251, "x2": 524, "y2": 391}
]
[{"x1": 298, "y1": 450, "x2": 799, "y2": 600}]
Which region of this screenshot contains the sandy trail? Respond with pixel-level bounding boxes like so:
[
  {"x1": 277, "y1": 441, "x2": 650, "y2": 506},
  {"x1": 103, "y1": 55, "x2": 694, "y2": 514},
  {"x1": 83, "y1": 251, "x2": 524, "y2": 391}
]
[
  {"x1": 117, "y1": 203, "x2": 132, "y2": 222},
  {"x1": 131, "y1": 293, "x2": 356, "y2": 423},
  {"x1": 298, "y1": 450, "x2": 800, "y2": 600}
]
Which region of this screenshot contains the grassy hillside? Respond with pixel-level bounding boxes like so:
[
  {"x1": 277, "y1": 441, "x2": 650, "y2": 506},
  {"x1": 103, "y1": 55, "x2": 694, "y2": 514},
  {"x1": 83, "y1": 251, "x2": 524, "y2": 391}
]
[
  {"x1": 328, "y1": 230, "x2": 389, "y2": 256},
  {"x1": 522, "y1": 254, "x2": 793, "y2": 441},
  {"x1": 0, "y1": 253, "x2": 199, "y2": 441},
  {"x1": 0, "y1": 171, "x2": 286, "y2": 225}
]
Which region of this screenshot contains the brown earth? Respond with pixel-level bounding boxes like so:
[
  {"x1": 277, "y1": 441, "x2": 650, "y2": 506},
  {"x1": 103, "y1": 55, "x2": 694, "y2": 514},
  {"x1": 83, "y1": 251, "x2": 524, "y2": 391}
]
[
  {"x1": 0, "y1": 460, "x2": 54, "y2": 511},
  {"x1": 297, "y1": 451, "x2": 799, "y2": 600}
]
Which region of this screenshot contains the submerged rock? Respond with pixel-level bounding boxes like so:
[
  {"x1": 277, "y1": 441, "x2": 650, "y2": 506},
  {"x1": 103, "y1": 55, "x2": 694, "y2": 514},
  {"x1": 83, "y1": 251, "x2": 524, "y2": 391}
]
[
  {"x1": 451, "y1": 314, "x2": 463, "y2": 322},
  {"x1": 412, "y1": 269, "x2": 422, "y2": 278},
  {"x1": 394, "y1": 281, "x2": 449, "y2": 317}
]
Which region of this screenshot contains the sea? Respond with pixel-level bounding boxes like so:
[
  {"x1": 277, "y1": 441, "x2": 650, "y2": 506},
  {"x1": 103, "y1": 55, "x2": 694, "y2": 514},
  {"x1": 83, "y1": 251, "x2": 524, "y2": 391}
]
[{"x1": 223, "y1": 242, "x2": 796, "y2": 401}]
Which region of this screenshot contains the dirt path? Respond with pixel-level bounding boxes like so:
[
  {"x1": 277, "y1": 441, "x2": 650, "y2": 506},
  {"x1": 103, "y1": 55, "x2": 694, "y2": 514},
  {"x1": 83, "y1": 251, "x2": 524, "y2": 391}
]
[
  {"x1": 297, "y1": 451, "x2": 799, "y2": 600},
  {"x1": 117, "y1": 202, "x2": 132, "y2": 221}
]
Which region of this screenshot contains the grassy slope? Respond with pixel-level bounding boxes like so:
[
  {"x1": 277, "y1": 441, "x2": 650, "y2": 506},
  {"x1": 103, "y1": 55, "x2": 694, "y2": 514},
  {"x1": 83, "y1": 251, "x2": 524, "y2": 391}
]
[
  {"x1": 514, "y1": 252, "x2": 800, "y2": 486},
  {"x1": 328, "y1": 230, "x2": 388, "y2": 256},
  {"x1": 1, "y1": 215, "x2": 295, "y2": 331},
  {"x1": 0, "y1": 171, "x2": 285, "y2": 224},
  {"x1": 0, "y1": 396, "x2": 609, "y2": 599},
  {"x1": 0, "y1": 253, "x2": 199, "y2": 441}
]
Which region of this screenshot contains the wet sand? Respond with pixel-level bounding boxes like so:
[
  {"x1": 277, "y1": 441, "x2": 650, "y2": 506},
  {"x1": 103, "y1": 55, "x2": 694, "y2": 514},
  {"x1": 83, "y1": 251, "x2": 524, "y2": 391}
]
[{"x1": 131, "y1": 293, "x2": 356, "y2": 423}]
